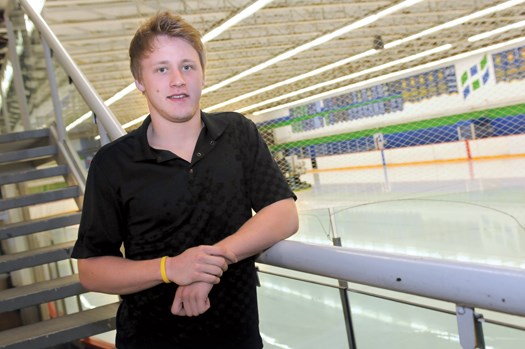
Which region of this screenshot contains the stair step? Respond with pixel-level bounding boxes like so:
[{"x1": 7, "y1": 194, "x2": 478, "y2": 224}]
[
  {"x1": 0, "y1": 186, "x2": 79, "y2": 211},
  {"x1": 0, "y1": 145, "x2": 57, "y2": 165},
  {"x1": 0, "y1": 274, "x2": 84, "y2": 313},
  {"x1": 0, "y1": 302, "x2": 119, "y2": 349},
  {"x1": 0, "y1": 212, "x2": 82, "y2": 240},
  {"x1": 0, "y1": 165, "x2": 68, "y2": 185},
  {"x1": 0, "y1": 241, "x2": 75, "y2": 274},
  {"x1": 0, "y1": 129, "x2": 49, "y2": 145}
]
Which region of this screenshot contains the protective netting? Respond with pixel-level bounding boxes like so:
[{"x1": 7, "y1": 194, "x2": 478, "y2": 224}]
[{"x1": 256, "y1": 44, "x2": 525, "y2": 182}]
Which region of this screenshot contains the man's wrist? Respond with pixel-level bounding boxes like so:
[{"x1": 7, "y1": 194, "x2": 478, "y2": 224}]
[{"x1": 160, "y1": 256, "x2": 171, "y2": 283}]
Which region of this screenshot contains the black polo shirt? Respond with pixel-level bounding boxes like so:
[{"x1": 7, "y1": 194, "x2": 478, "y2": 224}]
[{"x1": 71, "y1": 111, "x2": 296, "y2": 349}]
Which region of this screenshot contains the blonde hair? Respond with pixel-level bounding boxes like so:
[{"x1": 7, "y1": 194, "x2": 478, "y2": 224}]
[{"x1": 129, "y1": 11, "x2": 206, "y2": 80}]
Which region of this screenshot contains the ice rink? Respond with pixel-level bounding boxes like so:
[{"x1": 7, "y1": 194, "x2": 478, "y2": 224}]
[{"x1": 257, "y1": 156, "x2": 525, "y2": 348}]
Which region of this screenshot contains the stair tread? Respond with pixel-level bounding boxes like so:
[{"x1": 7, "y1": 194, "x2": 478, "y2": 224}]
[
  {"x1": 0, "y1": 129, "x2": 49, "y2": 145},
  {"x1": 0, "y1": 186, "x2": 79, "y2": 211},
  {"x1": 0, "y1": 145, "x2": 57, "y2": 164},
  {"x1": 0, "y1": 211, "x2": 82, "y2": 240},
  {"x1": 0, "y1": 241, "x2": 75, "y2": 274},
  {"x1": 0, "y1": 165, "x2": 68, "y2": 185},
  {"x1": 0, "y1": 274, "x2": 85, "y2": 313},
  {"x1": 0, "y1": 302, "x2": 119, "y2": 349}
]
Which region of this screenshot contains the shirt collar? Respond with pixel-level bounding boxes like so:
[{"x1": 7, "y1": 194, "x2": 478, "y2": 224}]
[{"x1": 131, "y1": 111, "x2": 229, "y2": 162}]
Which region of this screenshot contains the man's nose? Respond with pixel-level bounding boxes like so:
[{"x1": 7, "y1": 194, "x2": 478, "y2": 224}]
[{"x1": 171, "y1": 70, "x2": 185, "y2": 87}]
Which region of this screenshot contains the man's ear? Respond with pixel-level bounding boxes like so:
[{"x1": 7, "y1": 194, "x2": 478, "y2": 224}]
[{"x1": 135, "y1": 80, "x2": 145, "y2": 92}]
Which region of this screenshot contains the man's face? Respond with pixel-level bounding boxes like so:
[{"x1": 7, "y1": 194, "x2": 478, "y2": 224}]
[{"x1": 135, "y1": 35, "x2": 204, "y2": 124}]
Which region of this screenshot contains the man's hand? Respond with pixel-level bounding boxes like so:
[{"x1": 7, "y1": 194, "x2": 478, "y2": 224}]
[
  {"x1": 171, "y1": 282, "x2": 213, "y2": 316},
  {"x1": 166, "y1": 245, "x2": 236, "y2": 285}
]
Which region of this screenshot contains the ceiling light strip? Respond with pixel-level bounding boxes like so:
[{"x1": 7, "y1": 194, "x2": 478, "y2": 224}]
[
  {"x1": 204, "y1": 49, "x2": 378, "y2": 112},
  {"x1": 468, "y1": 19, "x2": 525, "y2": 42},
  {"x1": 205, "y1": 0, "x2": 525, "y2": 112},
  {"x1": 385, "y1": 0, "x2": 525, "y2": 49},
  {"x1": 202, "y1": 0, "x2": 275, "y2": 42},
  {"x1": 66, "y1": 83, "x2": 136, "y2": 131},
  {"x1": 202, "y1": 0, "x2": 424, "y2": 95},
  {"x1": 237, "y1": 44, "x2": 451, "y2": 113}
]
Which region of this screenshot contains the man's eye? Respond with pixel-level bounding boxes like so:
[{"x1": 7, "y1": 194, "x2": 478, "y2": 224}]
[
  {"x1": 182, "y1": 65, "x2": 193, "y2": 71},
  {"x1": 158, "y1": 67, "x2": 167, "y2": 73}
]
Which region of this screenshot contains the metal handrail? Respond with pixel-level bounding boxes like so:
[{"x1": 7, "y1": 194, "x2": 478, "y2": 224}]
[
  {"x1": 258, "y1": 240, "x2": 525, "y2": 317},
  {"x1": 17, "y1": 0, "x2": 126, "y2": 141}
]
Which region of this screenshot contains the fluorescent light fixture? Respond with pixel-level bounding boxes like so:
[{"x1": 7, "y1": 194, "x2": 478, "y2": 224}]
[
  {"x1": 66, "y1": 83, "x2": 137, "y2": 132},
  {"x1": 237, "y1": 44, "x2": 451, "y2": 114},
  {"x1": 105, "y1": 82, "x2": 136, "y2": 106},
  {"x1": 385, "y1": 0, "x2": 525, "y2": 49},
  {"x1": 205, "y1": 0, "x2": 525, "y2": 113},
  {"x1": 202, "y1": 0, "x2": 275, "y2": 42},
  {"x1": 252, "y1": 36, "x2": 525, "y2": 116},
  {"x1": 202, "y1": 0, "x2": 424, "y2": 95},
  {"x1": 204, "y1": 49, "x2": 378, "y2": 112},
  {"x1": 122, "y1": 113, "x2": 148, "y2": 129},
  {"x1": 468, "y1": 19, "x2": 525, "y2": 42},
  {"x1": 65, "y1": 111, "x2": 93, "y2": 131}
]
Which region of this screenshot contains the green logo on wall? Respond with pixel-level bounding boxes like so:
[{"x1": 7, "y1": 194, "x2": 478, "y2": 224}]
[{"x1": 461, "y1": 55, "x2": 490, "y2": 99}]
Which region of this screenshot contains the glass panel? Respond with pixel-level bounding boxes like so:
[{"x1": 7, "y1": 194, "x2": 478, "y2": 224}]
[
  {"x1": 292, "y1": 207, "x2": 333, "y2": 245},
  {"x1": 348, "y1": 291, "x2": 460, "y2": 348},
  {"x1": 299, "y1": 159, "x2": 525, "y2": 270},
  {"x1": 258, "y1": 272, "x2": 349, "y2": 349},
  {"x1": 332, "y1": 199, "x2": 524, "y2": 268},
  {"x1": 484, "y1": 320, "x2": 525, "y2": 348}
]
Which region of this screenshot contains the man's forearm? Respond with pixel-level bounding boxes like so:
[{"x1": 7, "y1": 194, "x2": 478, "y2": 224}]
[
  {"x1": 215, "y1": 198, "x2": 298, "y2": 262},
  {"x1": 78, "y1": 256, "x2": 163, "y2": 295},
  {"x1": 78, "y1": 244, "x2": 236, "y2": 295}
]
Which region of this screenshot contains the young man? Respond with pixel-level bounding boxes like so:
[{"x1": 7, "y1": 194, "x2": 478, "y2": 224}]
[{"x1": 71, "y1": 11, "x2": 298, "y2": 349}]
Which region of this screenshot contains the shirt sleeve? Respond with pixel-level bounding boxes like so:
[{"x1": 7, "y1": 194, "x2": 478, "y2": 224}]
[
  {"x1": 71, "y1": 158, "x2": 126, "y2": 259},
  {"x1": 242, "y1": 117, "x2": 297, "y2": 212}
]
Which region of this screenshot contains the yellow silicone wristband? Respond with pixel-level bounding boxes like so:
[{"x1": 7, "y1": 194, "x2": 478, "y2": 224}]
[{"x1": 160, "y1": 256, "x2": 171, "y2": 283}]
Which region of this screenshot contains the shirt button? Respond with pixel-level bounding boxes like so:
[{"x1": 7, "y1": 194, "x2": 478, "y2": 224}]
[
  {"x1": 189, "y1": 169, "x2": 194, "y2": 174},
  {"x1": 209, "y1": 141, "x2": 215, "y2": 146},
  {"x1": 196, "y1": 152, "x2": 202, "y2": 157}
]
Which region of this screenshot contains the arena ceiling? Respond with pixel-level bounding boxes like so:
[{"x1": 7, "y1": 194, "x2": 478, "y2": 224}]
[{"x1": 11, "y1": 1, "x2": 525, "y2": 133}]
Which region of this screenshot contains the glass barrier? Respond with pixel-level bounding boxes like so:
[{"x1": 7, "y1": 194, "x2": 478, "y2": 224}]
[
  {"x1": 483, "y1": 320, "x2": 525, "y2": 348},
  {"x1": 258, "y1": 271, "x2": 350, "y2": 349},
  {"x1": 331, "y1": 198, "x2": 525, "y2": 268},
  {"x1": 269, "y1": 160, "x2": 525, "y2": 347},
  {"x1": 293, "y1": 208, "x2": 334, "y2": 245},
  {"x1": 348, "y1": 291, "x2": 459, "y2": 348}
]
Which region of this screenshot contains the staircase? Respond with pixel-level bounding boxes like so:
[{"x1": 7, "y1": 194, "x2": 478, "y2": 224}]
[{"x1": 0, "y1": 128, "x2": 118, "y2": 349}]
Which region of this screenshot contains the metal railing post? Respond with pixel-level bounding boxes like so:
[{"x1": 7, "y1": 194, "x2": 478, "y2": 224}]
[
  {"x1": 329, "y1": 208, "x2": 357, "y2": 349},
  {"x1": 41, "y1": 37, "x2": 66, "y2": 142},
  {"x1": 456, "y1": 306, "x2": 486, "y2": 349}
]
